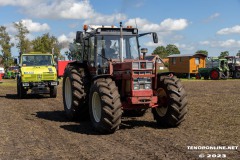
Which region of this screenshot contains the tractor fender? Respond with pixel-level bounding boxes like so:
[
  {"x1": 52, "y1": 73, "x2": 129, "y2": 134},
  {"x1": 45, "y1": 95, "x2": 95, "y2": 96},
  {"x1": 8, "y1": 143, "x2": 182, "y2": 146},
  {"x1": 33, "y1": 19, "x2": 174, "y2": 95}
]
[
  {"x1": 92, "y1": 74, "x2": 113, "y2": 82},
  {"x1": 66, "y1": 61, "x2": 87, "y2": 69},
  {"x1": 157, "y1": 72, "x2": 175, "y2": 77}
]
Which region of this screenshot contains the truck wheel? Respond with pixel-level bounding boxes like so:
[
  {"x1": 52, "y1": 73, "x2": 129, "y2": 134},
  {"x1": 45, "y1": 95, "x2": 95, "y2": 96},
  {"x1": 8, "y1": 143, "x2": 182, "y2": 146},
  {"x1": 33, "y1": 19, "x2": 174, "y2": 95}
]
[
  {"x1": 152, "y1": 75, "x2": 187, "y2": 127},
  {"x1": 210, "y1": 70, "x2": 220, "y2": 80},
  {"x1": 234, "y1": 71, "x2": 240, "y2": 78},
  {"x1": 50, "y1": 86, "x2": 57, "y2": 98},
  {"x1": 63, "y1": 66, "x2": 89, "y2": 120},
  {"x1": 17, "y1": 80, "x2": 26, "y2": 99},
  {"x1": 89, "y1": 78, "x2": 122, "y2": 134}
]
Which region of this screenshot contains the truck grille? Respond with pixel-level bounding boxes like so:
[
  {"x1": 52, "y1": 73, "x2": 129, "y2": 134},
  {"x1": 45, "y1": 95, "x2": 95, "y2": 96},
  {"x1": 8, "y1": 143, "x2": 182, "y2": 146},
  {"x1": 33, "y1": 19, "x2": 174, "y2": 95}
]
[
  {"x1": 23, "y1": 74, "x2": 55, "y2": 81},
  {"x1": 43, "y1": 73, "x2": 55, "y2": 80}
]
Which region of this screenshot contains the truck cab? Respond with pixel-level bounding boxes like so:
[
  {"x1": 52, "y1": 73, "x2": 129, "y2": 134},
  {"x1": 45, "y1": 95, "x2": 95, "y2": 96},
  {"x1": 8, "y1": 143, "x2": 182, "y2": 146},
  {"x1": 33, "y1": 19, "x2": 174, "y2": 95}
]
[{"x1": 17, "y1": 52, "x2": 58, "y2": 98}]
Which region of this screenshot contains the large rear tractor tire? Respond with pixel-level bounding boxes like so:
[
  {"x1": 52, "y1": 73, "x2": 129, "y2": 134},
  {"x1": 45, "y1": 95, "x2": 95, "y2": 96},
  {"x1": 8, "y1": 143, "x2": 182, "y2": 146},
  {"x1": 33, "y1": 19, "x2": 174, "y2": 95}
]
[
  {"x1": 89, "y1": 78, "x2": 122, "y2": 134},
  {"x1": 152, "y1": 75, "x2": 188, "y2": 127},
  {"x1": 50, "y1": 86, "x2": 57, "y2": 98},
  {"x1": 63, "y1": 66, "x2": 89, "y2": 120},
  {"x1": 234, "y1": 71, "x2": 240, "y2": 79}
]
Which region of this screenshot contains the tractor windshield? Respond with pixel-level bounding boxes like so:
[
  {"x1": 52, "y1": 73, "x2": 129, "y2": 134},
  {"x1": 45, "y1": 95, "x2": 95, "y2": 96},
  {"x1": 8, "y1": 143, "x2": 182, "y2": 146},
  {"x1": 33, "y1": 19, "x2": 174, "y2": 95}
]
[
  {"x1": 22, "y1": 55, "x2": 53, "y2": 66},
  {"x1": 235, "y1": 58, "x2": 240, "y2": 65},
  {"x1": 96, "y1": 35, "x2": 139, "y2": 61}
]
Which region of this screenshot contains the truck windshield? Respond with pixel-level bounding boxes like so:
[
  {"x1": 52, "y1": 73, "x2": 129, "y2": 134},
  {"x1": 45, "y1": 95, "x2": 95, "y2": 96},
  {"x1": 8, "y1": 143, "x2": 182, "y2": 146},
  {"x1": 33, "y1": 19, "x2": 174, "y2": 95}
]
[
  {"x1": 22, "y1": 55, "x2": 53, "y2": 66},
  {"x1": 96, "y1": 35, "x2": 139, "y2": 61}
]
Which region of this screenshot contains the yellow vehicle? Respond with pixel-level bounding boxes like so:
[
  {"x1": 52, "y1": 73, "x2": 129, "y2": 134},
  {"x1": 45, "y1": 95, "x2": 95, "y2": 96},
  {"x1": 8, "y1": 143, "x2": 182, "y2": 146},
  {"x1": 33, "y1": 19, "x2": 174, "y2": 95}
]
[{"x1": 17, "y1": 52, "x2": 58, "y2": 98}]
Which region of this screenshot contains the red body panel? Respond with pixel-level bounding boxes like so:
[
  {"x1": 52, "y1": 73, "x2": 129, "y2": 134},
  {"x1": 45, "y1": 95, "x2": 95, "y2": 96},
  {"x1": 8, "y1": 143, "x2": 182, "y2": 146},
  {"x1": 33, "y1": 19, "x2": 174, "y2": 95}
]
[
  {"x1": 112, "y1": 60, "x2": 158, "y2": 109},
  {"x1": 57, "y1": 60, "x2": 72, "y2": 77}
]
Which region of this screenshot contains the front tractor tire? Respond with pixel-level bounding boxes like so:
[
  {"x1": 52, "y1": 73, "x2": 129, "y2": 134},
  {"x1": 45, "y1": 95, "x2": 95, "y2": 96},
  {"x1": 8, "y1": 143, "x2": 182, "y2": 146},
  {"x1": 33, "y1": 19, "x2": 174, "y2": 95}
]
[
  {"x1": 152, "y1": 75, "x2": 188, "y2": 127},
  {"x1": 62, "y1": 66, "x2": 89, "y2": 120},
  {"x1": 89, "y1": 78, "x2": 122, "y2": 134}
]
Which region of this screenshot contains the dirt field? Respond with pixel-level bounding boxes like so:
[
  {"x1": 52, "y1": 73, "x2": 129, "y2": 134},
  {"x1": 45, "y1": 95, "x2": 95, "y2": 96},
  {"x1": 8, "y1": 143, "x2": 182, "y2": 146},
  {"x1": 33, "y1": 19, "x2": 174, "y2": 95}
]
[{"x1": 0, "y1": 79, "x2": 239, "y2": 160}]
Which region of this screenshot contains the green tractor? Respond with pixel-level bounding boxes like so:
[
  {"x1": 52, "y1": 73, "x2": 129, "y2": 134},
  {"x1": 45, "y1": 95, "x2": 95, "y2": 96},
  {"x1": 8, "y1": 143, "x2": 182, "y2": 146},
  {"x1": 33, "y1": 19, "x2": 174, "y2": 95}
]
[
  {"x1": 3, "y1": 66, "x2": 19, "y2": 79},
  {"x1": 196, "y1": 57, "x2": 229, "y2": 80}
]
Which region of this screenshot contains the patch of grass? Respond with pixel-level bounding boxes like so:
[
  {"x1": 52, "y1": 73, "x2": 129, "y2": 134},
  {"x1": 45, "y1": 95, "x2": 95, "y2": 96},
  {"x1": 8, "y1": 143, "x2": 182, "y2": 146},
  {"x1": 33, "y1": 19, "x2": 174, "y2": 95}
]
[{"x1": 0, "y1": 79, "x2": 17, "y2": 87}]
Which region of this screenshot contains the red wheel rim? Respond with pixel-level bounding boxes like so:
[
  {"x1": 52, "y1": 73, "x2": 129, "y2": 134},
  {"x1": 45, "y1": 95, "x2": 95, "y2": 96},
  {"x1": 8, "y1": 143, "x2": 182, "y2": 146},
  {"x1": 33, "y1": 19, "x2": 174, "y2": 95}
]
[{"x1": 211, "y1": 70, "x2": 219, "y2": 79}]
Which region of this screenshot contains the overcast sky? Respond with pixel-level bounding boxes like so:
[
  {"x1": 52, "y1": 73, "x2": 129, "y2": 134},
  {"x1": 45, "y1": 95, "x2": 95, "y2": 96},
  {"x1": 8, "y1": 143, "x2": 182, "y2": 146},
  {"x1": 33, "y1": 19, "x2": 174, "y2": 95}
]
[{"x1": 1, "y1": 0, "x2": 240, "y2": 57}]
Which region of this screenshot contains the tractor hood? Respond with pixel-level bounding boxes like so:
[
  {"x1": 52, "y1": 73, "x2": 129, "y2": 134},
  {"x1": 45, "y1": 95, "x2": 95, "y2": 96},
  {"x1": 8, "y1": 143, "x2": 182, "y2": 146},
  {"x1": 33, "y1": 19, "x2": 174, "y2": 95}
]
[{"x1": 21, "y1": 66, "x2": 57, "y2": 82}]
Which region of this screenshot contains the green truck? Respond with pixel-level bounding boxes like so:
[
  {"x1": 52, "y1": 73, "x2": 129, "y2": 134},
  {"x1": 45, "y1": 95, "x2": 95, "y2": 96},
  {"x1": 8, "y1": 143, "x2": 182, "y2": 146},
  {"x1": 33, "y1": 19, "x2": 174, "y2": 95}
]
[
  {"x1": 196, "y1": 57, "x2": 229, "y2": 80},
  {"x1": 17, "y1": 52, "x2": 59, "y2": 98}
]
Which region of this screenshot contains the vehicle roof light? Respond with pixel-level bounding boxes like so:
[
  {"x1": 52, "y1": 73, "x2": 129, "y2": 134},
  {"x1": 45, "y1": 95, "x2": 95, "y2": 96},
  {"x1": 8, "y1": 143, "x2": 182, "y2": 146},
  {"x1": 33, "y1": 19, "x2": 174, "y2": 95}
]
[{"x1": 83, "y1": 25, "x2": 88, "y2": 31}]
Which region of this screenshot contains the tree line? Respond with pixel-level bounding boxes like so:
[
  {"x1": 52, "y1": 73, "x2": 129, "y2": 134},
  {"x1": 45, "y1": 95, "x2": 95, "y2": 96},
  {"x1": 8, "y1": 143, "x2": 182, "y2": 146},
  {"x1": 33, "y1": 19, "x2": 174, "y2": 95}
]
[
  {"x1": 0, "y1": 21, "x2": 64, "y2": 68},
  {"x1": 152, "y1": 44, "x2": 240, "y2": 59}
]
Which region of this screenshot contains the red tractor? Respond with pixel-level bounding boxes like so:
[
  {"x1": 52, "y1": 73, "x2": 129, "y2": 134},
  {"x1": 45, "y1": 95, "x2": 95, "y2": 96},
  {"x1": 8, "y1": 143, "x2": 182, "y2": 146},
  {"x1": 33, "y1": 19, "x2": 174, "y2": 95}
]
[{"x1": 62, "y1": 23, "x2": 188, "y2": 133}]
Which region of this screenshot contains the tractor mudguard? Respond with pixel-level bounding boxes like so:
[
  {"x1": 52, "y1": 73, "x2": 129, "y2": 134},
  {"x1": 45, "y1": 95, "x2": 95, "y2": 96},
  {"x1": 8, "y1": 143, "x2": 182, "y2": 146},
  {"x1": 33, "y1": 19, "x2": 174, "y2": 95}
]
[
  {"x1": 66, "y1": 61, "x2": 87, "y2": 69},
  {"x1": 157, "y1": 72, "x2": 175, "y2": 77},
  {"x1": 92, "y1": 74, "x2": 112, "y2": 81}
]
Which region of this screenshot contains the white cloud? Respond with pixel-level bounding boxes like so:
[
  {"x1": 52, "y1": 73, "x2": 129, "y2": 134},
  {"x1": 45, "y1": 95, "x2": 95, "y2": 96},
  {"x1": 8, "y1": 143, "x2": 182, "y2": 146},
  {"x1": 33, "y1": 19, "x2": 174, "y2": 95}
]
[
  {"x1": 200, "y1": 39, "x2": 240, "y2": 48},
  {"x1": 125, "y1": 18, "x2": 188, "y2": 32},
  {"x1": 217, "y1": 25, "x2": 240, "y2": 35},
  {"x1": 0, "y1": 0, "x2": 41, "y2": 6},
  {"x1": 84, "y1": 13, "x2": 127, "y2": 25},
  {"x1": 144, "y1": 41, "x2": 165, "y2": 48},
  {"x1": 58, "y1": 32, "x2": 75, "y2": 43},
  {"x1": 21, "y1": 19, "x2": 50, "y2": 32},
  {"x1": 5, "y1": 19, "x2": 50, "y2": 34},
  {"x1": 209, "y1": 13, "x2": 220, "y2": 19},
  {"x1": 174, "y1": 43, "x2": 194, "y2": 51}
]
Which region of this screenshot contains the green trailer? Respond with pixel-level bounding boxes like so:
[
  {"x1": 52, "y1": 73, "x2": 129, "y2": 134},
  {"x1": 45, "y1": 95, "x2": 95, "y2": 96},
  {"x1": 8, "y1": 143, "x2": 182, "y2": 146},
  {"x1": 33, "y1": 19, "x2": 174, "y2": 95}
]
[{"x1": 196, "y1": 58, "x2": 229, "y2": 80}]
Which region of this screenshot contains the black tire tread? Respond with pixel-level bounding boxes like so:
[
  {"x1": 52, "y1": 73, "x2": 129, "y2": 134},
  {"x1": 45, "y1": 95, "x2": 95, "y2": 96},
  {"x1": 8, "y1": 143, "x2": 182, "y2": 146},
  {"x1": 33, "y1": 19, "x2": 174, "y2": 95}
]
[
  {"x1": 63, "y1": 66, "x2": 89, "y2": 120},
  {"x1": 152, "y1": 75, "x2": 188, "y2": 127},
  {"x1": 89, "y1": 78, "x2": 122, "y2": 134}
]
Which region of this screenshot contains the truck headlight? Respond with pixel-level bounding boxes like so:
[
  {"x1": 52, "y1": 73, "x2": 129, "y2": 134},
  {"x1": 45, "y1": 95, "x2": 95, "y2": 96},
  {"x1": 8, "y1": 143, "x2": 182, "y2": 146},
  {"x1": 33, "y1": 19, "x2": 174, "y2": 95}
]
[
  {"x1": 51, "y1": 81, "x2": 58, "y2": 86},
  {"x1": 22, "y1": 83, "x2": 29, "y2": 87}
]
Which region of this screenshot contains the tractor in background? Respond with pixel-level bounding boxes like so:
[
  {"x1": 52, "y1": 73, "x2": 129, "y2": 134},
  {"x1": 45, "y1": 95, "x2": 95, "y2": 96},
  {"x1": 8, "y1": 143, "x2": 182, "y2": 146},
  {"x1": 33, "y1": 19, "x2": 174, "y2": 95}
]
[
  {"x1": 3, "y1": 66, "x2": 19, "y2": 79},
  {"x1": 62, "y1": 23, "x2": 188, "y2": 134},
  {"x1": 196, "y1": 57, "x2": 229, "y2": 80},
  {"x1": 225, "y1": 56, "x2": 240, "y2": 78}
]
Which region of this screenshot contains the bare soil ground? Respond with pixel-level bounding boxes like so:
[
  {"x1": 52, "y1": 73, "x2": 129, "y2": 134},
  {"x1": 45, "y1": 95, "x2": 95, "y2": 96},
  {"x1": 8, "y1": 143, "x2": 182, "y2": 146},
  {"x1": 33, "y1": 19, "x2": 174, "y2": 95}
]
[{"x1": 0, "y1": 79, "x2": 239, "y2": 160}]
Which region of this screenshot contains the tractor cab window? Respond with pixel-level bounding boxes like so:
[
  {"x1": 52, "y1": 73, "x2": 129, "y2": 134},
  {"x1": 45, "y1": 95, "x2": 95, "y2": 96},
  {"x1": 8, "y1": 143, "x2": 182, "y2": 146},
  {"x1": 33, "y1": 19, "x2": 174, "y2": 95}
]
[
  {"x1": 235, "y1": 58, "x2": 240, "y2": 65},
  {"x1": 96, "y1": 35, "x2": 139, "y2": 64}
]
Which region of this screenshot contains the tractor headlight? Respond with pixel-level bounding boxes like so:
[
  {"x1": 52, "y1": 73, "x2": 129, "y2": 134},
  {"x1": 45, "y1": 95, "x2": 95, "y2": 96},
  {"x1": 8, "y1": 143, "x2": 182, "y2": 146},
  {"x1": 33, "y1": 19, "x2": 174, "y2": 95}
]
[
  {"x1": 133, "y1": 84, "x2": 139, "y2": 90},
  {"x1": 132, "y1": 62, "x2": 139, "y2": 69},
  {"x1": 145, "y1": 83, "x2": 151, "y2": 89}
]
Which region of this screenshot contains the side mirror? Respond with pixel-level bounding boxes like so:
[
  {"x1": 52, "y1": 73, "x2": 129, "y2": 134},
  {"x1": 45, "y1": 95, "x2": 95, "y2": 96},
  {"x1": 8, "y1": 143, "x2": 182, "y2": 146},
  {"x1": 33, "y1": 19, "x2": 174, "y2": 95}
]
[
  {"x1": 76, "y1": 31, "x2": 83, "y2": 43},
  {"x1": 14, "y1": 58, "x2": 18, "y2": 65},
  {"x1": 152, "y1": 32, "x2": 158, "y2": 43}
]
